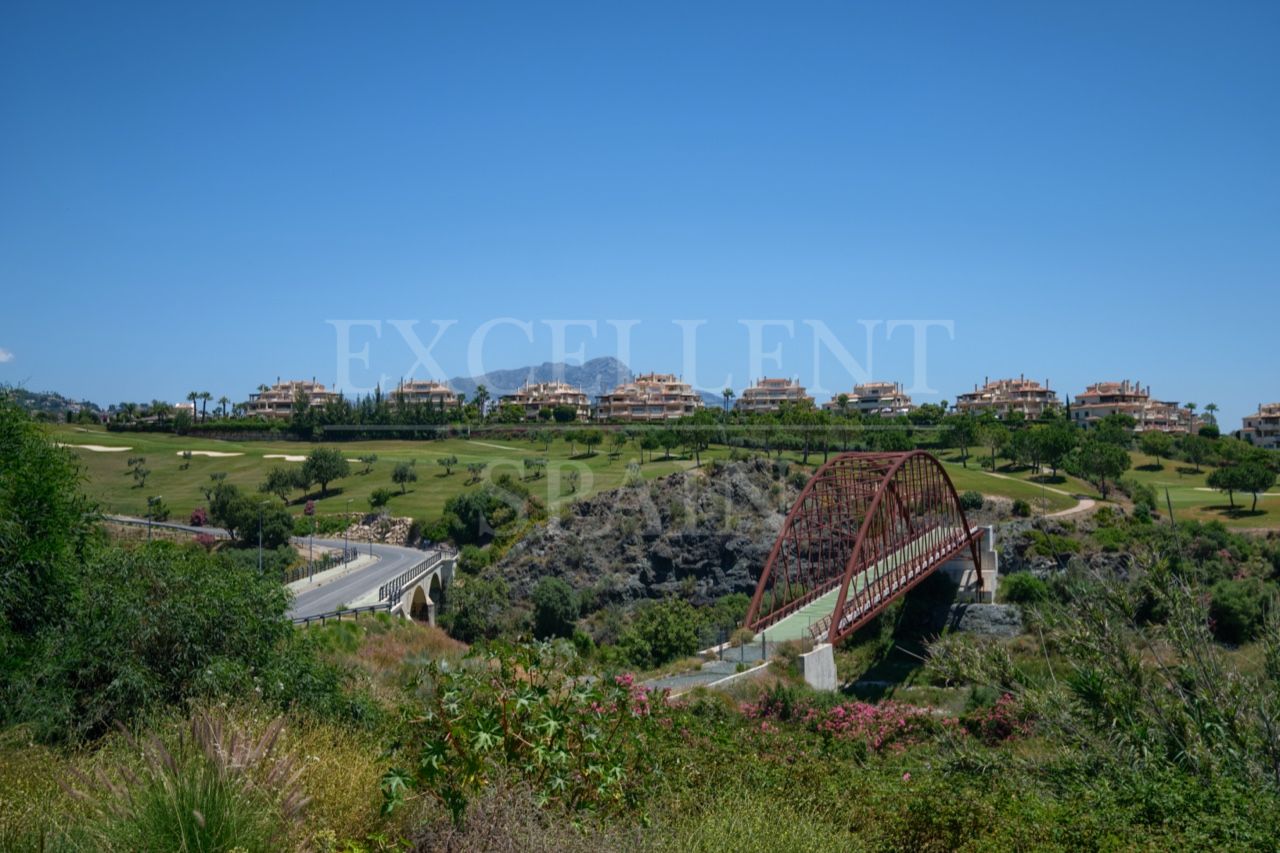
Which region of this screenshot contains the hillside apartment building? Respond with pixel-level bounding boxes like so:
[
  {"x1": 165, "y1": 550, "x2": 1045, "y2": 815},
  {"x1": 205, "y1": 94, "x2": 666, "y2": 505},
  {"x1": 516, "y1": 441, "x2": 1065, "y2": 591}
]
[
  {"x1": 595, "y1": 373, "x2": 704, "y2": 421},
  {"x1": 734, "y1": 378, "x2": 814, "y2": 414},
  {"x1": 954, "y1": 376, "x2": 1060, "y2": 419},
  {"x1": 500, "y1": 381, "x2": 592, "y2": 420},
  {"x1": 822, "y1": 381, "x2": 914, "y2": 417},
  {"x1": 1071, "y1": 380, "x2": 1199, "y2": 433}
]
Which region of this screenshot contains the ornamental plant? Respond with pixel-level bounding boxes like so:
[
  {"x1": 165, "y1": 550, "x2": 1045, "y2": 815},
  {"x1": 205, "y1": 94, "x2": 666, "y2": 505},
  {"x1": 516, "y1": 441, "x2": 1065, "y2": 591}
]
[
  {"x1": 381, "y1": 641, "x2": 671, "y2": 826},
  {"x1": 741, "y1": 686, "x2": 954, "y2": 752}
]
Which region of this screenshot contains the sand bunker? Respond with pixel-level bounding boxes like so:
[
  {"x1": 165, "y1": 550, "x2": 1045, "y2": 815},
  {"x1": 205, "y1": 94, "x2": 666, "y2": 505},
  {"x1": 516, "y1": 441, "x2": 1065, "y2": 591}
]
[
  {"x1": 264, "y1": 454, "x2": 307, "y2": 462},
  {"x1": 176, "y1": 450, "x2": 244, "y2": 458},
  {"x1": 470, "y1": 441, "x2": 520, "y2": 451},
  {"x1": 59, "y1": 443, "x2": 132, "y2": 452}
]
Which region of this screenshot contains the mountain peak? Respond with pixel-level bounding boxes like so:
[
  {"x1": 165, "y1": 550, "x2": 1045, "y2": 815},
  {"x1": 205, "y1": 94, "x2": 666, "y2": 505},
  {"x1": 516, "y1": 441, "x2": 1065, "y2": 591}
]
[{"x1": 446, "y1": 356, "x2": 633, "y2": 399}]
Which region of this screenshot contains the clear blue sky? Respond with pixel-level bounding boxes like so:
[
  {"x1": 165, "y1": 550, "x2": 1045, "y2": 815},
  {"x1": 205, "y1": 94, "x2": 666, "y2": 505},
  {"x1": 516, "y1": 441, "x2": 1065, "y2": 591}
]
[{"x1": 2, "y1": 1, "x2": 1277, "y2": 426}]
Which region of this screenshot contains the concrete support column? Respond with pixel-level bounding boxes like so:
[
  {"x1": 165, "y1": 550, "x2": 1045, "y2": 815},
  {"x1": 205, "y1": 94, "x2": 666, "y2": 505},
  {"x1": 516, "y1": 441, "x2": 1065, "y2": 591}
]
[{"x1": 800, "y1": 643, "x2": 837, "y2": 691}]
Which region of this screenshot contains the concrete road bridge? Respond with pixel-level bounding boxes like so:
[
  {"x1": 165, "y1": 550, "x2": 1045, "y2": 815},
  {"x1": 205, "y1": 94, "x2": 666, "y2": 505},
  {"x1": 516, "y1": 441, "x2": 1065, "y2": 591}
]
[{"x1": 104, "y1": 515, "x2": 455, "y2": 625}]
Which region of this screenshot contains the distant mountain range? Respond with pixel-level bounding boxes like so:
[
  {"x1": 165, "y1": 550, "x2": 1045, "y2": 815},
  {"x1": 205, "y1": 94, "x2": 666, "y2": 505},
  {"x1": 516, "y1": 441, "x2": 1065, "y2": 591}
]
[{"x1": 445, "y1": 356, "x2": 634, "y2": 400}]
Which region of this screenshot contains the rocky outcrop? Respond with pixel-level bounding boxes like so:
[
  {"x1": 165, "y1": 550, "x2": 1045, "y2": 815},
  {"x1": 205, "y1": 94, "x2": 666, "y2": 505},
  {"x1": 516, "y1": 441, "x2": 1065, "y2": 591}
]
[
  {"x1": 339, "y1": 514, "x2": 415, "y2": 546},
  {"x1": 491, "y1": 460, "x2": 801, "y2": 605},
  {"x1": 947, "y1": 603, "x2": 1023, "y2": 637}
]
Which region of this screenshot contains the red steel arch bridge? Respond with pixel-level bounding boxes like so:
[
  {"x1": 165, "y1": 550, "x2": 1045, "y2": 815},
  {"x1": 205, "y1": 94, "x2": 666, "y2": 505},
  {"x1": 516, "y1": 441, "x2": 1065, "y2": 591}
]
[{"x1": 744, "y1": 451, "x2": 986, "y2": 646}]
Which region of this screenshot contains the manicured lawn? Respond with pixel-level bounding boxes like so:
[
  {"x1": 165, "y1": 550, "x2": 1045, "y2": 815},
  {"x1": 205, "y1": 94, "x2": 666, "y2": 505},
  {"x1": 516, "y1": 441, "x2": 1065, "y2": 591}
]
[
  {"x1": 1123, "y1": 452, "x2": 1280, "y2": 528},
  {"x1": 50, "y1": 425, "x2": 701, "y2": 521},
  {"x1": 939, "y1": 462, "x2": 1079, "y2": 513},
  {"x1": 63, "y1": 426, "x2": 1276, "y2": 528}
]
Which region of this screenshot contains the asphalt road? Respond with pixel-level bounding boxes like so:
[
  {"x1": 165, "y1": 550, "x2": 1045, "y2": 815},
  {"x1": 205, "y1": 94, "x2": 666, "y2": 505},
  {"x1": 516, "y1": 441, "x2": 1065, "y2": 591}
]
[
  {"x1": 288, "y1": 538, "x2": 431, "y2": 618},
  {"x1": 104, "y1": 514, "x2": 433, "y2": 619}
]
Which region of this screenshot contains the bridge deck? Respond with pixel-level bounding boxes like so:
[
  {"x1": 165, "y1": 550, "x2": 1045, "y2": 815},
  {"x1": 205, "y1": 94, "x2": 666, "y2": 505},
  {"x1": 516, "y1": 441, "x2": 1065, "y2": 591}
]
[{"x1": 754, "y1": 524, "x2": 979, "y2": 644}]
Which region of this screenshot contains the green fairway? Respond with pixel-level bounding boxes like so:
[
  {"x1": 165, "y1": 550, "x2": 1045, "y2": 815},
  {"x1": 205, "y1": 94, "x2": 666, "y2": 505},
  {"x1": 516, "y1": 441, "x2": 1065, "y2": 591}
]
[
  {"x1": 939, "y1": 447, "x2": 1280, "y2": 529},
  {"x1": 50, "y1": 425, "x2": 702, "y2": 521},
  {"x1": 52, "y1": 425, "x2": 1117, "y2": 523},
  {"x1": 939, "y1": 462, "x2": 1080, "y2": 513},
  {"x1": 1123, "y1": 452, "x2": 1280, "y2": 528}
]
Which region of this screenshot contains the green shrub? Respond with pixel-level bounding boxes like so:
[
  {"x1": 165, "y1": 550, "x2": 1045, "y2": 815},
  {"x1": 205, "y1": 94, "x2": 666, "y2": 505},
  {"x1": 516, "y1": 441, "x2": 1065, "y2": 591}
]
[
  {"x1": 458, "y1": 544, "x2": 492, "y2": 573},
  {"x1": 532, "y1": 577, "x2": 578, "y2": 640},
  {"x1": 1208, "y1": 578, "x2": 1269, "y2": 644},
  {"x1": 1093, "y1": 525, "x2": 1131, "y2": 552},
  {"x1": 440, "y1": 576, "x2": 509, "y2": 644},
  {"x1": 960, "y1": 490, "x2": 984, "y2": 511},
  {"x1": 1026, "y1": 529, "x2": 1081, "y2": 558},
  {"x1": 1001, "y1": 572, "x2": 1049, "y2": 604},
  {"x1": 1011, "y1": 499, "x2": 1031, "y2": 517},
  {"x1": 8, "y1": 542, "x2": 347, "y2": 743},
  {"x1": 618, "y1": 598, "x2": 702, "y2": 670}
]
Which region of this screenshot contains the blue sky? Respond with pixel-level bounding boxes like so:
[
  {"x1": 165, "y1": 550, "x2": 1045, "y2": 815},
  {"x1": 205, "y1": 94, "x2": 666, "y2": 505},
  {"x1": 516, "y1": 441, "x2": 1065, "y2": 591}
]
[{"x1": 2, "y1": 1, "x2": 1277, "y2": 425}]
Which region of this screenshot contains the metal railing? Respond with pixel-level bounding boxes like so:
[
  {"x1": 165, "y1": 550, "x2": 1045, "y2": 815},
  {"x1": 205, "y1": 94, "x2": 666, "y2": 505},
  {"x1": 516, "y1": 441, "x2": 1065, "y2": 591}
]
[
  {"x1": 378, "y1": 550, "x2": 443, "y2": 605},
  {"x1": 291, "y1": 602, "x2": 392, "y2": 627},
  {"x1": 282, "y1": 547, "x2": 358, "y2": 584}
]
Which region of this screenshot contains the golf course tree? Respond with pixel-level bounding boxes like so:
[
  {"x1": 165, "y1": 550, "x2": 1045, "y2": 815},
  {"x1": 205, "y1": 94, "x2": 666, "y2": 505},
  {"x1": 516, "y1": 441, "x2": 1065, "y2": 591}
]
[
  {"x1": 259, "y1": 466, "x2": 296, "y2": 503},
  {"x1": 437, "y1": 455, "x2": 459, "y2": 475},
  {"x1": 1140, "y1": 430, "x2": 1173, "y2": 468},
  {"x1": 945, "y1": 413, "x2": 978, "y2": 467},
  {"x1": 368, "y1": 487, "x2": 394, "y2": 511},
  {"x1": 208, "y1": 482, "x2": 293, "y2": 548},
  {"x1": 1181, "y1": 434, "x2": 1212, "y2": 472},
  {"x1": 301, "y1": 447, "x2": 350, "y2": 497},
  {"x1": 128, "y1": 456, "x2": 150, "y2": 489},
  {"x1": 1094, "y1": 412, "x2": 1136, "y2": 448},
  {"x1": 1071, "y1": 434, "x2": 1132, "y2": 499},
  {"x1": 580, "y1": 428, "x2": 604, "y2": 457},
  {"x1": 357, "y1": 453, "x2": 378, "y2": 474},
  {"x1": 977, "y1": 420, "x2": 1009, "y2": 470},
  {"x1": 1207, "y1": 455, "x2": 1277, "y2": 512},
  {"x1": 1036, "y1": 419, "x2": 1078, "y2": 477},
  {"x1": 392, "y1": 460, "x2": 418, "y2": 493}
]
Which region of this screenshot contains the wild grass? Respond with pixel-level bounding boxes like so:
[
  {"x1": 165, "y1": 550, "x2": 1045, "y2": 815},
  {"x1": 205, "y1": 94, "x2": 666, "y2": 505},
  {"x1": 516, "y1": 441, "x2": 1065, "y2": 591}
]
[{"x1": 58, "y1": 712, "x2": 305, "y2": 852}]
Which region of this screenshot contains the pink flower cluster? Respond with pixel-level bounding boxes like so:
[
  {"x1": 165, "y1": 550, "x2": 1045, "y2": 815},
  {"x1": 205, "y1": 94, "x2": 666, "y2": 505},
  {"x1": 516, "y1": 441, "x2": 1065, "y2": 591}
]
[
  {"x1": 742, "y1": 696, "x2": 948, "y2": 751},
  {"x1": 962, "y1": 693, "x2": 1033, "y2": 744}
]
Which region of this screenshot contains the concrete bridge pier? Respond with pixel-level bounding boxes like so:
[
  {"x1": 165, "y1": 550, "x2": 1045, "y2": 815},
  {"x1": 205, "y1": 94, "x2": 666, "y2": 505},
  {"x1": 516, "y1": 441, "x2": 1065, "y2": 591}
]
[{"x1": 940, "y1": 525, "x2": 998, "y2": 603}]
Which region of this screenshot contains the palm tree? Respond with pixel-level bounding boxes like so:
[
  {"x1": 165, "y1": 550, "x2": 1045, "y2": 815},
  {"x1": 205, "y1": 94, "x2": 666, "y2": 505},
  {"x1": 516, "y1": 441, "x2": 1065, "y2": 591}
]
[
  {"x1": 473, "y1": 385, "x2": 490, "y2": 417},
  {"x1": 186, "y1": 391, "x2": 199, "y2": 420},
  {"x1": 199, "y1": 391, "x2": 212, "y2": 421},
  {"x1": 1204, "y1": 402, "x2": 1218, "y2": 424},
  {"x1": 217, "y1": 395, "x2": 230, "y2": 418},
  {"x1": 722, "y1": 387, "x2": 734, "y2": 415},
  {"x1": 1186, "y1": 401, "x2": 1198, "y2": 429}
]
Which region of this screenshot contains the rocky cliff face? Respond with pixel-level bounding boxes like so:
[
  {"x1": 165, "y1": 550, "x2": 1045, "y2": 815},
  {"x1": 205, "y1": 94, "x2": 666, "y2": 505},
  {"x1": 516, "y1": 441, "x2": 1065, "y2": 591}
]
[{"x1": 491, "y1": 459, "x2": 801, "y2": 606}]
